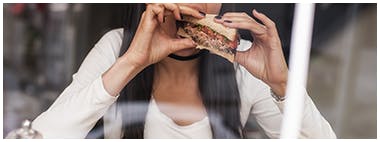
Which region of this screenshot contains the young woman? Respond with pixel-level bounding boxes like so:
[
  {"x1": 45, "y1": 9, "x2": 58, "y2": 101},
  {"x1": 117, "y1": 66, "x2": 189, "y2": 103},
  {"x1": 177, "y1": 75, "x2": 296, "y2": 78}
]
[{"x1": 32, "y1": 3, "x2": 336, "y2": 138}]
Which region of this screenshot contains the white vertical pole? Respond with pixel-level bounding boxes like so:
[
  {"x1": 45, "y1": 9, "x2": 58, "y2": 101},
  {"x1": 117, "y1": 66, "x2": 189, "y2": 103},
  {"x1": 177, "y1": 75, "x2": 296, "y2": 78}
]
[{"x1": 280, "y1": 3, "x2": 315, "y2": 139}]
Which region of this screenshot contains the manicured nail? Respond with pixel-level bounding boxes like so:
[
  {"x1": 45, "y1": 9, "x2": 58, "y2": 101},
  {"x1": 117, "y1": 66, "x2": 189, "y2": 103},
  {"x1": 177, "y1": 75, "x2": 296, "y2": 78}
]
[
  {"x1": 214, "y1": 15, "x2": 222, "y2": 19},
  {"x1": 199, "y1": 11, "x2": 206, "y2": 17},
  {"x1": 224, "y1": 20, "x2": 232, "y2": 23},
  {"x1": 254, "y1": 9, "x2": 260, "y2": 14}
]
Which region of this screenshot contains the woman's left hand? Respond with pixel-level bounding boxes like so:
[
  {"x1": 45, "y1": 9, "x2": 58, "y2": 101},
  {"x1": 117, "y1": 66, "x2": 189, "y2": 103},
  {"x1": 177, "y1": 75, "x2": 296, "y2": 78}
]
[{"x1": 214, "y1": 9, "x2": 288, "y2": 97}]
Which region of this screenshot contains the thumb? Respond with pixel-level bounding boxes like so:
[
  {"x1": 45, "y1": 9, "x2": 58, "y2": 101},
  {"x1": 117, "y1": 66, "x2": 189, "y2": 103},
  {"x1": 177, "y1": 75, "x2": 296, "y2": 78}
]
[
  {"x1": 168, "y1": 38, "x2": 196, "y2": 53},
  {"x1": 235, "y1": 50, "x2": 249, "y2": 66}
]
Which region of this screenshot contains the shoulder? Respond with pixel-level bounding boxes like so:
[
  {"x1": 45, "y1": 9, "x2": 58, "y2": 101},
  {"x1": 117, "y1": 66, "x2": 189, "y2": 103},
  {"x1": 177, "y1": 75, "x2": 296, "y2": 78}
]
[
  {"x1": 99, "y1": 28, "x2": 124, "y2": 42},
  {"x1": 73, "y1": 28, "x2": 124, "y2": 85},
  {"x1": 97, "y1": 28, "x2": 124, "y2": 45},
  {"x1": 94, "y1": 28, "x2": 124, "y2": 59}
]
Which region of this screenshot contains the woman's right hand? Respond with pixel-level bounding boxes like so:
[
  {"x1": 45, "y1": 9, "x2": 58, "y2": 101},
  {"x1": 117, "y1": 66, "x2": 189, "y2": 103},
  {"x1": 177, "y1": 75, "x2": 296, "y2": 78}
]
[
  {"x1": 102, "y1": 4, "x2": 204, "y2": 96},
  {"x1": 123, "y1": 3, "x2": 205, "y2": 70}
]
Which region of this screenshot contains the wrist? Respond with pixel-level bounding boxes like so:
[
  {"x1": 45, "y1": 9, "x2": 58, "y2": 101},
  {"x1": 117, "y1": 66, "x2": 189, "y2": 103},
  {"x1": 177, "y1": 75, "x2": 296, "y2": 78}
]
[
  {"x1": 268, "y1": 81, "x2": 287, "y2": 97},
  {"x1": 101, "y1": 56, "x2": 143, "y2": 96},
  {"x1": 271, "y1": 89, "x2": 286, "y2": 102},
  {"x1": 120, "y1": 53, "x2": 146, "y2": 72}
]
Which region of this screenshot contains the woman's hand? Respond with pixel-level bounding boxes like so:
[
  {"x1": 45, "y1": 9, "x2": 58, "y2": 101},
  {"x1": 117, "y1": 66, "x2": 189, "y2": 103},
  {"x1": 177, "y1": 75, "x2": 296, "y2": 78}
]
[
  {"x1": 123, "y1": 3, "x2": 205, "y2": 70},
  {"x1": 103, "y1": 4, "x2": 204, "y2": 96},
  {"x1": 215, "y1": 10, "x2": 288, "y2": 97}
]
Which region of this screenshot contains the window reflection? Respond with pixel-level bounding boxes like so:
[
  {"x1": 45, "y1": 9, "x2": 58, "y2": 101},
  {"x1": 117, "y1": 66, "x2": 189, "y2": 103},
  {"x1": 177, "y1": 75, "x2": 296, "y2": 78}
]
[{"x1": 3, "y1": 3, "x2": 376, "y2": 138}]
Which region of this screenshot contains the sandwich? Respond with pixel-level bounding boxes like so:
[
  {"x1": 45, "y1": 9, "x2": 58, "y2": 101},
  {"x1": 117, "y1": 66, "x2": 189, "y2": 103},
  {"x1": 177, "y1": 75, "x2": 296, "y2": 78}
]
[{"x1": 176, "y1": 14, "x2": 239, "y2": 62}]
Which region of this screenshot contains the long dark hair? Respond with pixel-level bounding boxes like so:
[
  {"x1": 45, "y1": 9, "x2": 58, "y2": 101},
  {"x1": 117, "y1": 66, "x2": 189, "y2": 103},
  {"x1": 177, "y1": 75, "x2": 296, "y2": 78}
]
[{"x1": 117, "y1": 3, "x2": 243, "y2": 138}]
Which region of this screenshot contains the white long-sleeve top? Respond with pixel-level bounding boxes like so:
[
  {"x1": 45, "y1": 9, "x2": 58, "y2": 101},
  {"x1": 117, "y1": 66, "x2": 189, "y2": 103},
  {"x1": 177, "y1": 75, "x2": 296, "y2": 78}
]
[{"x1": 32, "y1": 28, "x2": 336, "y2": 139}]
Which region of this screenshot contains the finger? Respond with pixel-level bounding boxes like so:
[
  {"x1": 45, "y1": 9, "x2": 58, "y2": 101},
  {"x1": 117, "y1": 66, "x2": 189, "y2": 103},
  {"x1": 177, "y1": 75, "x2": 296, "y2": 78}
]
[
  {"x1": 222, "y1": 12, "x2": 264, "y2": 25},
  {"x1": 213, "y1": 15, "x2": 224, "y2": 24},
  {"x1": 214, "y1": 13, "x2": 263, "y2": 27},
  {"x1": 179, "y1": 6, "x2": 205, "y2": 19},
  {"x1": 169, "y1": 38, "x2": 196, "y2": 52},
  {"x1": 149, "y1": 4, "x2": 165, "y2": 23},
  {"x1": 214, "y1": 15, "x2": 249, "y2": 24},
  {"x1": 161, "y1": 3, "x2": 181, "y2": 20},
  {"x1": 221, "y1": 18, "x2": 267, "y2": 35},
  {"x1": 234, "y1": 50, "x2": 249, "y2": 65},
  {"x1": 223, "y1": 12, "x2": 249, "y2": 17},
  {"x1": 222, "y1": 15, "x2": 266, "y2": 29},
  {"x1": 220, "y1": 16, "x2": 252, "y2": 23},
  {"x1": 252, "y1": 9, "x2": 276, "y2": 29}
]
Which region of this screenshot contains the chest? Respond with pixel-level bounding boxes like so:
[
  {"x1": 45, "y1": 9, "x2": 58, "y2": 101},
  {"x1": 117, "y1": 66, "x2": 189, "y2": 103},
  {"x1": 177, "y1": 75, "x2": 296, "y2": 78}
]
[
  {"x1": 103, "y1": 94, "x2": 252, "y2": 139},
  {"x1": 152, "y1": 81, "x2": 207, "y2": 126},
  {"x1": 143, "y1": 99, "x2": 212, "y2": 138}
]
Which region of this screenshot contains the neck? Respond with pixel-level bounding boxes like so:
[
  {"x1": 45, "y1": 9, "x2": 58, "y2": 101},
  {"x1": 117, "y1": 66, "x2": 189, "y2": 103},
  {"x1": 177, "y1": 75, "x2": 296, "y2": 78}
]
[
  {"x1": 155, "y1": 57, "x2": 199, "y2": 81},
  {"x1": 153, "y1": 57, "x2": 200, "y2": 98}
]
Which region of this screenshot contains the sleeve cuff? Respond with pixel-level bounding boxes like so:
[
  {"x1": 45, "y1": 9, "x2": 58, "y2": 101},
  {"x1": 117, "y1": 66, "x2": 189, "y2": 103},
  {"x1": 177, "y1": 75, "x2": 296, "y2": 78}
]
[
  {"x1": 271, "y1": 88, "x2": 308, "y2": 113},
  {"x1": 272, "y1": 97, "x2": 286, "y2": 113}
]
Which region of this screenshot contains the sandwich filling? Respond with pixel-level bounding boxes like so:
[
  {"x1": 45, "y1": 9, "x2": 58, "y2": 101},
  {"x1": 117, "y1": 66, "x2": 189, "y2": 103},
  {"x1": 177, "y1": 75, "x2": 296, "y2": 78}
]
[{"x1": 182, "y1": 22, "x2": 239, "y2": 55}]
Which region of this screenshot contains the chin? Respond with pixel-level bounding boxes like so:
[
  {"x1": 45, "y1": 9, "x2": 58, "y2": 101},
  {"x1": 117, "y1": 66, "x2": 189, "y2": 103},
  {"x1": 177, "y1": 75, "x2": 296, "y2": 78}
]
[{"x1": 173, "y1": 48, "x2": 200, "y2": 56}]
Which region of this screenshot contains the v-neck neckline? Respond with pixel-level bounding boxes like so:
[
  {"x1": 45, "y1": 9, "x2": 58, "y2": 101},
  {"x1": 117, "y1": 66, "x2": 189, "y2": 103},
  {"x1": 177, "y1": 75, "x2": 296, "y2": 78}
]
[{"x1": 150, "y1": 98, "x2": 209, "y2": 129}]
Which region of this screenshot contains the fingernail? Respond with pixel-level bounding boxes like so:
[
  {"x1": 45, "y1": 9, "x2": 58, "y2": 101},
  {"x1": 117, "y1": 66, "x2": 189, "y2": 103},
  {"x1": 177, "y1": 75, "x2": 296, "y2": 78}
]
[
  {"x1": 254, "y1": 9, "x2": 260, "y2": 14},
  {"x1": 199, "y1": 11, "x2": 206, "y2": 17},
  {"x1": 214, "y1": 15, "x2": 222, "y2": 19},
  {"x1": 224, "y1": 20, "x2": 232, "y2": 23}
]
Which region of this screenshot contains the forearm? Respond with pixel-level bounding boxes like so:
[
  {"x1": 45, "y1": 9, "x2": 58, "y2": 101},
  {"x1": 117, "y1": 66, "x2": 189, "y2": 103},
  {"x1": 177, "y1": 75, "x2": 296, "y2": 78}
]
[
  {"x1": 33, "y1": 76, "x2": 118, "y2": 138},
  {"x1": 270, "y1": 89, "x2": 336, "y2": 138},
  {"x1": 102, "y1": 55, "x2": 143, "y2": 97},
  {"x1": 299, "y1": 93, "x2": 337, "y2": 138}
]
